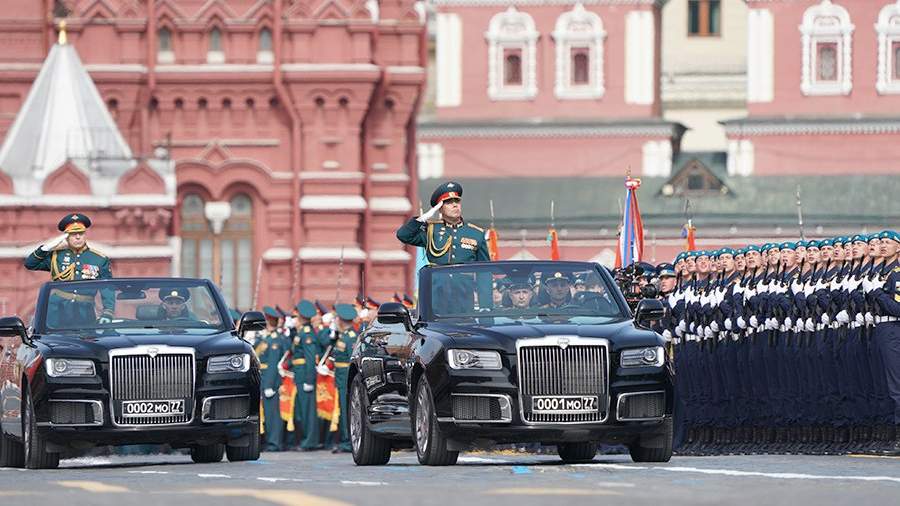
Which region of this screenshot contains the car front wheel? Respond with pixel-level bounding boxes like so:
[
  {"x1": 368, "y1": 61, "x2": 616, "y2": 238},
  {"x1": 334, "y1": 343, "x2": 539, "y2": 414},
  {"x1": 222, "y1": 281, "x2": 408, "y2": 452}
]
[
  {"x1": 23, "y1": 388, "x2": 59, "y2": 469},
  {"x1": 191, "y1": 443, "x2": 225, "y2": 463},
  {"x1": 414, "y1": 377, "x2": 458, "y2": 466},
  {"x1": 557, "y1": 442, "x2": 597, "y2": 463},
  {"x1": 628, "y1": 418, "x2": 673, "y2": 463},
  {"x1": 350, "y1": 375, "x2": 391, "y2": 466},
  {"x1": 226, "y1": 422, "x2": 261, "y2": 462}
]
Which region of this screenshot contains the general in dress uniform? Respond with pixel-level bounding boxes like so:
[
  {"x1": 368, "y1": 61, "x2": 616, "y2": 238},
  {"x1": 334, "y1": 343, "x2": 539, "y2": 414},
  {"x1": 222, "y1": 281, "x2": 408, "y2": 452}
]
[
  {"x1": 292, "y1": 300, "x2": 329, "y2": 450},
  {"x1": 330, "y1": 303, "x2": 358, "y2": 453},
  {"x1": 24, "y1": 213, "x2": 114, "y2": 326},
  {"x1": 258, "y1": 306, "x2": 289, "y2": 451}
]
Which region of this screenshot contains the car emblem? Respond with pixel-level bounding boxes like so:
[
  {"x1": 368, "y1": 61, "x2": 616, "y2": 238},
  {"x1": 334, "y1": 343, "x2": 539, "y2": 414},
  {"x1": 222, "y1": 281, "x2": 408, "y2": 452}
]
[
  {"x1": 147, "y1": 347, "x2": 159, "y2": 358},
  {"x1": 557, "y1": 337, "x2": 570, "y2": 349}
]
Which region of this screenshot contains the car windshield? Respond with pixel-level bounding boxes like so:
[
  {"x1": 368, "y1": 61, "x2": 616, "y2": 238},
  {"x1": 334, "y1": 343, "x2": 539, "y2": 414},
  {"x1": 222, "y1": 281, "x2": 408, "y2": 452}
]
[
  {"x1": 39, "y1": 279, "x2": 227, "y2": 333},
  {"x1": 423, "y1": 262, "x2": 626, "y2": 324}
]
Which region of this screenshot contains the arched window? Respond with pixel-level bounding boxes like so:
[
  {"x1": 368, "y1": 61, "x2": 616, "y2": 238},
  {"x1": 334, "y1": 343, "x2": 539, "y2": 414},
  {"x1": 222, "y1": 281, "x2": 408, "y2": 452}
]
[
  {"x1": 800, "y1": 0, "x2": 853, "y2": 96},
  {"x1": 257, "y1": 27, "x2": 274, "y2": 64},
  {"x1": 485, "y1": 7, "x2": 538, "y2": 100},
  {"x1": 180, "y1": 194, "x2": 212, "y2": 281},
  {"x1": 552, "y1": 3, "x2": 606, "y2": 99},
  {"x1": 876, "y1": 1, "x2": 900, "y2": 94},
  {"x1": 157, "y1": 27, "x2": 174, "y2": 63},
  {"x1": 220, "y1": 194, "x2": 254, "y2": 309},
  {"x1": 207, "y1": 27, "x2": 225, "y2": 63}
]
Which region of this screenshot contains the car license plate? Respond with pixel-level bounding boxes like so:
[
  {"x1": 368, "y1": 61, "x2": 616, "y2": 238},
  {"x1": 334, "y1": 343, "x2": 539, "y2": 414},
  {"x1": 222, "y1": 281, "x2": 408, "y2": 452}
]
[
  {"x1": 531, "y1": 395, "x2": 598, "y2": 414},
  {"x1": 122, "y1": 400, "x2": 185, "y2": 417}
]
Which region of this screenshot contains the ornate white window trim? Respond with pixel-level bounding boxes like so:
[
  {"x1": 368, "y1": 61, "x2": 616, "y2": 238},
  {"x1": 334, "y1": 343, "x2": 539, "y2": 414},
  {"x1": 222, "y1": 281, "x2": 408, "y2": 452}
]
[
  {"x1": 486, "y1": 7, "x2": 539, "y2": 101},
  {"x1": 799, "y1": 0, "x2": 854, "y2": 96},
  {"x1": 552, "y1": 3, "x2": 606, "y2": 100},
  {"x1": 876, "y1": 1, "x2": 900, "y2": 94}
]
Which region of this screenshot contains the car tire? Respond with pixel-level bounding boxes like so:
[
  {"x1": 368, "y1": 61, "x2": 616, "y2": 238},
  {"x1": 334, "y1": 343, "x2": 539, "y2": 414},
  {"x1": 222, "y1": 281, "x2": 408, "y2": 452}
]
[
  {"x1": 23, "y1": 388, "x2": 59, "y2": 470},
  {"x1": 628, "y1": 417, "x2": 673, "y2": 463},
  {"x1": 350, "y1": 375, "x2": 391, "y2": 466},
  {"x1": 557, "y1": 442, "x2": 597, "y2": 463},
  {"x1": 226, "y1": 422, "x2": 261, "y2": 462},
  {"x1": 191, "y1": 443, "x2": 225, "y2": 463},
  {"x1": 413, "y1": 377, "x2": 458, "y2": 466},
  {"x1": 0, "y1": 426, "x2": 24, "y2": 468}
]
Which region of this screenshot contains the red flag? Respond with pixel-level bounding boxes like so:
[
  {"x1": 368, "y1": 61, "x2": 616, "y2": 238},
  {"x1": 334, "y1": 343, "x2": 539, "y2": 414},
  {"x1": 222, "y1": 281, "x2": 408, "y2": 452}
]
[
  {"x1": 547, "y1": 228, "x2": 560, "y2": 261},
  {"x1": 682, "y1": 220, "x2": 697, "y2": 251},
  {"x1": 487, "y1": 227, "x2": 500, "y2": 260}
]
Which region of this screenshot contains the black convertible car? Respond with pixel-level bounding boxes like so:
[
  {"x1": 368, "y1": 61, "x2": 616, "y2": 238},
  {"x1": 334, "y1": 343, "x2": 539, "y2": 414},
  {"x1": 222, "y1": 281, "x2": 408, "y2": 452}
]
[
  {"x1": 0, "y1": 278, "x2": 267, "y2": 469},
  {"x1": 348, "y1": 261, "x2": 672, "y2": 466}
]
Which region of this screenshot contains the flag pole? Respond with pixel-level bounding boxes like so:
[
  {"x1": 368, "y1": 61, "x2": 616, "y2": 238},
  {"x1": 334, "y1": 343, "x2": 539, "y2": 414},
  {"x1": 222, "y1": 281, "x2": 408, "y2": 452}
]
[{"x1": 796, "y1": 185, "x2": 806, "y2": 241}]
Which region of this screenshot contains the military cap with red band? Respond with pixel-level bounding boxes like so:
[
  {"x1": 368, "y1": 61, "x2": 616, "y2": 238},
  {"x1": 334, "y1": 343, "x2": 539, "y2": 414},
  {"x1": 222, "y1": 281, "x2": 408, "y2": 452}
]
[
  {"x1": 58, "y1": 213, "x2": 92, "y2": 234},
  {"x1": 429, "y1": 181, "x2": 463, "y2": 207}
]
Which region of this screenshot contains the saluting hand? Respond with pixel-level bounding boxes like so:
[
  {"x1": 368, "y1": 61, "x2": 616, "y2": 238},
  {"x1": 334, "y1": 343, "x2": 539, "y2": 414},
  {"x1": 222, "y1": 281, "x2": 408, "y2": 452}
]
[
  {"x1": 41, "y1": 233, "x2": 69, "y2": 252},
  {"x1": 416, "y1": 203, "x2": 443, "y2": 223}
]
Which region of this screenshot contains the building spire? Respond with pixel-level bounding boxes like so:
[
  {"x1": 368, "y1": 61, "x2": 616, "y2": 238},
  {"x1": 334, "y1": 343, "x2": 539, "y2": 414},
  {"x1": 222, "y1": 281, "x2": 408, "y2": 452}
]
[{"x1": 58, "y1": 20, "x2": 67, "y2": 45}]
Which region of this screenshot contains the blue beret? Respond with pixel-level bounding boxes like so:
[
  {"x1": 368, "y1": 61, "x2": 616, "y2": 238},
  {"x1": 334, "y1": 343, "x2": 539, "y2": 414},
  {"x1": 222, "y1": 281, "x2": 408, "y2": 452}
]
[
  {"x1": 657, "y1": 263, "x2": 676, "y2": 277},
  {"x1": 263, "y1": 306, "x2": 279, "y2": 318},
  {"x1": 734, "y1": 247, "x2": 746, "y2": 256},
  {"x1": 851, "y1": 234, "x2": 867, "y2": 243},
  {"x1": 780, "y1": 242, "x2": 795, "y2": 250},
  {"x1": 746, "y1": 244, "x2": 761, "y2": 253},
  {"x1": 819, "y1": 238, "x2": 834, "y2": 247},
  {"x1": 805, "y1": 240, "x2": 819, "y2": 248},
  {"x1": 430, "y1": 181, "x2": 463, "y2": 207},
  {"x1": 335, "y1": 303, "x2": 357, "y2": 321},
  {"x1": 719, "y1": 247, "x2": 735, "y2": 256},
  {"x1": 296, "y1": 299, "x2": 317, "y2": 319},
  {"x1": 695, "y1": 250, "x2": 710, "y2": 258},
  {"x1": 674, "y1": 252, "x2": 685, "y2": 262},
  {"x1": 878, "y1": 230, "x2": 899, "y2": 242}
]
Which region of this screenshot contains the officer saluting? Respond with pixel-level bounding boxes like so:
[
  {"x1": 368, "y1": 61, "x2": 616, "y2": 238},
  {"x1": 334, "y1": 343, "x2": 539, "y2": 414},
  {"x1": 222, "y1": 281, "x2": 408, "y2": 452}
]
[
  {"x1": 396, "y1": 181, "x2": 490, "y2": 265},
  {"x1": 24, "y1": 213, "x2": 114, "y2": 326}
]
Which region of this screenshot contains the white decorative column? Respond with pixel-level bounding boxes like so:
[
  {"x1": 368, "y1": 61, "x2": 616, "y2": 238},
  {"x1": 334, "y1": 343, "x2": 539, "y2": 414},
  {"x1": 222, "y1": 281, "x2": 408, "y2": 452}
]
[
  {"x1": 747, "y1": 9, "x2": 774, "y2": 103},
  {"x1": 625, "y1": 10, "x2": 654, "y2": 105},
  {"x1": 436, "y1": 13, "x2": 462, "y2": 107}
]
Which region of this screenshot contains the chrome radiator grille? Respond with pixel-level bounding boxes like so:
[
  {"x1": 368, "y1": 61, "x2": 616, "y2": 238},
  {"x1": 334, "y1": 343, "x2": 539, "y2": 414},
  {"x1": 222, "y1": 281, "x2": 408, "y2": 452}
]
[
  {"x1": 518, "y1": 340, "x2": 608, "y2": 423},
  {"x1": 109, "y1": 347, "x2": 195, "y2": 426}
]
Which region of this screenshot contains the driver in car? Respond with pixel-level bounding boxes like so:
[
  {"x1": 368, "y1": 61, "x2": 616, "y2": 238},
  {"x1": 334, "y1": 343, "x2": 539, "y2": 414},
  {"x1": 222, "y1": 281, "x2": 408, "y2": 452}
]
[
  {"x1": 507, "y1": 275, "x2": 536, "y2": 309},
  {"x1": 158, "y1": 288, "x2": 196, "y2": 320},
  {"x1": 541, "y1": 272, "x2": 574, "y2": 308}
]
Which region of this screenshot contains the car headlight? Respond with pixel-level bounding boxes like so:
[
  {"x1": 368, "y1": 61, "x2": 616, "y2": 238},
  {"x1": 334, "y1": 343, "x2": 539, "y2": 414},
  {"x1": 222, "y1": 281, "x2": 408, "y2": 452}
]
[
  {"x1": 620, "y1": 346, "x2": 665, "y2": 368},
  {"x1": 207, "y1": 354, "x2": 250, "y2": 373},
  {"x1": 45, "y1": 358, "x2": 95, "y2": 377},
  {"x1": 447, "y1": 349, "x2": 502, "y2": 370}
]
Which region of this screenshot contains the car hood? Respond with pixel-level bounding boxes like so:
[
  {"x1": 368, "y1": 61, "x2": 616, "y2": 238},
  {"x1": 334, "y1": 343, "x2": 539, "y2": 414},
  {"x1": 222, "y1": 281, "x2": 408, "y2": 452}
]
[
  {"x1": 36, "y1": 331, "x2": 248, "y2": 361},
  {"x1": 420, "y1": 319, "x2": 663, "y2": 354}
]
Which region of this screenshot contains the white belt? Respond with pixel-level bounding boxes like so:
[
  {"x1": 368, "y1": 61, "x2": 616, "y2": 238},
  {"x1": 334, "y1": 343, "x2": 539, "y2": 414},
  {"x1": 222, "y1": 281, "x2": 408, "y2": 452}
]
[{"x1": 876, "y1": 316, "x2": 899, "y2": 324}]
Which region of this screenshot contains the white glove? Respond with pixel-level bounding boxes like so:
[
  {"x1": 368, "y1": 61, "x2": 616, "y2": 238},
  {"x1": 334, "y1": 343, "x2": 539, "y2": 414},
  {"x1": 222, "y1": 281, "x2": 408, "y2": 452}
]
[
  {"x1": 303, "y1": 383, "x2": 315, "y2": 392},
  {"x1": 677, "y1": 320, "x2": 687, "y2": 332},
  {"x1": 745, "y1": 288, "x2": 757, "y2": 298},
  {"x1": 821, "y1": 313, "x2": 831, "y2": 325},
  {"x1": 316, "y1": 365, "x2": 330, "y2": 376},
  {"x1": 862, "y1": 277, "x2": 877, "y2": 293},
  {"x1": 784, "y1": 317, "x2": 792, "y2": 329},
  {"x1": 791, "y1": 281, "x2": 803, "y2": 294},
  {"x1": 864, "y1": 312, "x2": 875, "y2": 325},
  {"x1": 416, "y1": 203, "x2": 443, "y2": 223},
  {"x1": 724, "y1": 318, "x2": 733, "y2": 331},
  {"x1": 689, "y1": 322, "x2": 697, "y2": 333},
  {"x1": 766, "y1": 318, "x2": 777, "y2": 330},
  {"x1": 805, "y1": 318, "x2": 815, "y2": 332},
  {"x1": 803, "y1": 284, "x2": 814, "y2": 296},
  {"x1": 662, "y1": 329, "x2": 672, "y2": 342},
  {"x1": 41, "y1": 233, "x2": 68, "y2": 252},
  {"x1": 836, "y1": 310, "x2": 850, "y2": 324},
  {"x1": 97, "y1": 316, "x2": 112, "y2": 324},
  {"x1": 854, "y1": 313, "x2": 865, "y2": 326},
  {"x1": 750, "y1": 315, "x2": 759, "y2": 328},
  {"x1": 737, "y1": 316, "x2": 747, "y2": 329},
  {"x1": 710, "y1": 321, "x2": 720, "y2": 333},
  {"x1": 264, "y1": 388, "x2": 276, "y2": 398},
  {"x1": 704, "y1": 326, "x2": 714, "y2": 339},
  {"x1": 675, "y1": 326, "x2": 684, "y2": 338}
]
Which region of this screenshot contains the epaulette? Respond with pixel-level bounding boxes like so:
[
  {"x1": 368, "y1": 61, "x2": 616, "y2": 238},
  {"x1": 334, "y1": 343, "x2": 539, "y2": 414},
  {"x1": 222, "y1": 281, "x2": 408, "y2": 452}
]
[
  {"x1": 894, "y1": 266, "x2": 900, "y2": 273},
  {"x1": 303, "y1": 325, "x2": 311, "y2": 332},
  {"x1": 468, "y1": 223, "x2": 484, "y2": 233},
  {"x1": 349, "y1": 330, "x2": 357, "y2": 338},
  {"x1": 87, "y1": 246, "x2": 108, "y2": 258}
]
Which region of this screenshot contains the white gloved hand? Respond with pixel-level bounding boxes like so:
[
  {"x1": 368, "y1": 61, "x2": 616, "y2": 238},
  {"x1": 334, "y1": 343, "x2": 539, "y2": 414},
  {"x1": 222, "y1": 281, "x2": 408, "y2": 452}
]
[
  {"x1": 864, "y1": 312, "x2": 875, "y2": 325},
  {"x1": 710, "y1": 321, "x2": 720, "y2": 333},
  {"x1": 303, "y1": 383, "x2": 315, "y2": 392},
  {"x1": 416, "y1": 203, "x2": 443, "y2": 223},
  {"x1": 836, "y1": 310, "x2": 850, "y2": 324},
  {"x1": 662, "y1": 329, "x2": 672, "y2": 341},
  {"x1": 854, "y1": 313, "x2": 865, "y2": 326},
  {"x1": 675, "y1": 326, "x2": 684, "y2": 338},
  {"x1": 750, "y1": 315, "x2": 759, "y2": 328},
  {"x1": 766, "y1": 318, "x2": 777, "y2": 330},
  {"x1": 704, "y1": 326, "x2": 714, "y2": 339},
  {"x1": 97, "y1": 316, "x2": 112, "y2": 324},
  {"x1": 41, "y1": 233, "x2": 68, "y2": 252},
  {"x1": 803, "y1": 284, "x2": 815, "y2": 296},
  {"x1": 745, "y1": 288, "x2": 757, "y2": 299},
  {"x1": 737, "y1": 316, "x2": 747, "y2": 329},
  {"x1": 821, "y1": 313, "x2": 831, "y2": 325},
  {"x1": 316, "y1": 365, "x2": 330, "y2": 376},
  {"x1": 784, "y1": 317, "x2": 792, "y2": 329},
  {"x1": 677, "y1": 320, "x2": 687, "y2": 332},
  {"x1": 805, "y1": 318, "x2": 815, "y2": 332},
  {"x1": 862, "y1": 277, "x2": 876, "y2": 293},
  {"x1": 264, "y1": 388, "x2": 276, "y2": 398},
  {"x1": 791, "y1": 280, "x2": 803, "y2": 294},
  {"x1": 724, "y1": 318, "x2": 733, "y2": 331}
]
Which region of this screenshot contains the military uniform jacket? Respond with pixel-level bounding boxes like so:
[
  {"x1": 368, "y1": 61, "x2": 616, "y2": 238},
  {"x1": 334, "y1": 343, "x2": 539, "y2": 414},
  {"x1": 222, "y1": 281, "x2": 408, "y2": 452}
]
[
  {"x1": 24, "y1": 245, "x2": 115, "y2": 317},
  {"x1": 291, "y1": 324, "x2": 329, "y2": 384},
  {"x1": 330, "y1": 328, "x2": 357, "y2": 366},
  {"x1": 256, "y1": 330, "x2": 289, "y2": 391},
  {"x1": 874, "y1": 264, "x2": 900, "y2": 319},
  {"x1": 396, "y1": 218, "x2": 490, "y2": 265}
]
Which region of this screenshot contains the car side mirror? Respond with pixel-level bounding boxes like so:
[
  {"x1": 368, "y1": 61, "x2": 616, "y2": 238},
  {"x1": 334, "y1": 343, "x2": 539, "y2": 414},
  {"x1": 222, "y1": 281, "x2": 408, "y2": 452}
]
[
  {"x1": 377, "y1": 302, "x2": 412, "y2": 328},
  {"x1": 0, "y1": 316, "x2": 31, "y2": 345},
  {"x1": 237, "y1": 311, "x2": 267, "y2": 337},
  {"x1": 634, "y1": 299, "x2": 666, "y2": 328}
]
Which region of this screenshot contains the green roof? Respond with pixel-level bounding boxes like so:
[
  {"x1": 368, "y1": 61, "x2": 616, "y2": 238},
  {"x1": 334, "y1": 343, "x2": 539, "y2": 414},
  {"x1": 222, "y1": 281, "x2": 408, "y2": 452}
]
[{"x1": 419, "y1": 175, "x2": 900, "y2": 231}]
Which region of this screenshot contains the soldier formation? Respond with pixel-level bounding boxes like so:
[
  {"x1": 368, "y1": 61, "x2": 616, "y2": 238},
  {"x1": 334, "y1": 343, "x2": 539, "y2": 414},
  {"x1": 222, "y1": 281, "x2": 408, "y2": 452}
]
[{"x1": 647, "y1": 232, "x2": 900, "y2": 456}]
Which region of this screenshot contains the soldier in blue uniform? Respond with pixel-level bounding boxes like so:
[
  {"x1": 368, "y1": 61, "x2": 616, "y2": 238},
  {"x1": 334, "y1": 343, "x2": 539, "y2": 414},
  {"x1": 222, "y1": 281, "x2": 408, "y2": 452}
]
[
  {"x1": 327, "y1": 303, "x2": 358, "y2": 453},
  {"x1": 258, "y1": 306, "x2": 288, "y2": 451},
  {"x1": 24, "y1": 213, "x2": 114, "y2": 327},
  {"x1": 291, "y1": 300, "x2": 329, "y2": 451},
  {"x1": 869, "y1": 231, "x2": 900, "y2": 454}
]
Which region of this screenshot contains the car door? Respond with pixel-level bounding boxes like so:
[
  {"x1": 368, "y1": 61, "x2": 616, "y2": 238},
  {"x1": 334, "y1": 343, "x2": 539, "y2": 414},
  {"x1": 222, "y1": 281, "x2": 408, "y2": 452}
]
[{"x1": 0, "y1": 326, "x2": 24, "y2": 438}]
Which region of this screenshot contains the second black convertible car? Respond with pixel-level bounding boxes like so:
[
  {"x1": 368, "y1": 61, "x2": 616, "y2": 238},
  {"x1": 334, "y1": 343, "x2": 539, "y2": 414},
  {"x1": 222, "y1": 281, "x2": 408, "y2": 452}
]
[
  {"x1": 0, "y1": 278, "x2": 267, "y2": 469},
  {"x1": 348, "y1": 261, "x2": 672, "y2": 466}
]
